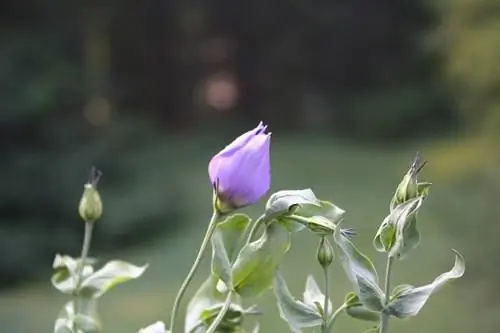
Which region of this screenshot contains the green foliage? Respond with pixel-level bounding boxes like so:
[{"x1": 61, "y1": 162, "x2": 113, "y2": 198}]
[
  {"x1": 272, "y1": 272, "x2": 323, "y2": 332},
  {"x1": 388, "y1": 250, "x2": 465, "y2": 319},
  {"x1": 232, "y1": 223, "x2": 291, "y2": 298}
]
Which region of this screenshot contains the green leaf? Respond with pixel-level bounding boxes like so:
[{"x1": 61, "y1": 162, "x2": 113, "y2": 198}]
[
  {"x1": 305, "y1": 216, "x2": 337, "y2": 236},
  {"x1": 296, "y1": 200, "x2": 345, "y2": 223},
  {"x1": 334, "y1": 221, "x2": 378, "y2": 287},
  {"x1": 303, "y1": 275, "x2": 331, "y2": 315},
  {"x1": 343, "y1": 292, "x2": 380, "y2": 322},
  {"x1": 51, "y1": 254, "x2": 95, "y2": 294},
  {"x1": 390, "y1": 284, "x2": 414, "y2": 299},
  {"x1": 217, "y1": 214, "x2": 252, "y2": 261},
  {"x1": 374, "y1": 197, "x2": 423, "y2": 256},
  {"x1": 273, "y1": 271, "x2": 323, "y2": 332},
  {"x1": 211, "y1": 230, "x2": 233, "y2": 288},
  {"x1": 417, "y1": 182, "x2": 432, "y2": 197},
  {"x1": 373, "y1": 217, "x2": 396, "y2": 253},
  {"x1": 389, "y1": 197, "x2": 424, "y2": 259},
  {"x1": 388, "y1": 250, "x2": 465, "y2": 319},
  {"x1": 232, "y1": 223, "x2": 291, "y2": 298},
  {"x1": 265, "y1": 189, "x2": 320, "y2": 220},
  {"x1": 356, "y1": 275, "x2": 385, "y2": 312},
  {"x1": 185, "y1": 275, "x2": 244, "y2": 333},
  {"x1": 79, "y1": 260, "x2": 148, "y2": 298}
]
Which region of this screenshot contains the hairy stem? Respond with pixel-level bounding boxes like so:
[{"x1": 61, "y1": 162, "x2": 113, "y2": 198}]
[
  {"x1": 379, "y1": 256, "x2": 394, "y2": 333},
  {"x1": 205, "y1": 290, "x2": 234, "y2": 333},
  {"x1": 169, "y1": 211, "x2": 219, "y2": 333}
]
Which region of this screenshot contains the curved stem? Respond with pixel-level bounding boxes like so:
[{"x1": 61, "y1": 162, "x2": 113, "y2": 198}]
[
  {"x1": 169, "y1": 211, "x2": 219, "y2": 333},
  {"x1": 321, "y1": 266, "x2": 330, "y2": 333},
  {"x1": 326, "y1": 304, "x2": 347, "y2": 332},
  {"x1": 379, "y1": 256, "x2": 394, "y2": 333},
  {"x1": 75, "y1": 221, "x2": 94, "y2": 288},
  {"x1": 245, "y1": 215, "x2": 265, "y2": 244},
  {"x1": 206, "y1": 290, "x2": 234, "y2": 333}
]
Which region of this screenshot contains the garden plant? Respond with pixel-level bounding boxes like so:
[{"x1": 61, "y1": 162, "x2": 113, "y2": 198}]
[{"x1": 51, "y1": 122, "x2": 465, "y2": 333}]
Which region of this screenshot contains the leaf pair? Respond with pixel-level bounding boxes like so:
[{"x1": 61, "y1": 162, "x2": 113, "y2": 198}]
[
  {"x1": 388, "y1": 250, "x2": 465, "y2": 319},
  {"x1": 374, "y1": 196, "x2": 424, "y2": 260},
  {"x1": 265, "y1": 189, "x2": 351, "y2": 237},
  {"x1": 52, "y1": 254, "x2": 147, "y2": 333},
  {"x1": 52, "y1": 254, "x2": 148, "y2": 298}
]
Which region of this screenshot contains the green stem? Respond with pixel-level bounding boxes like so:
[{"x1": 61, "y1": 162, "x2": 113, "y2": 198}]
[
  {"x1": 321, "y1": 266, "x2": 330, "y2": 333},
  {"x1": 75, "y1": 221, "x2": 94, "y2": 288},
  {"x1": 169, "y1": 211, "x2": 220, "y2": 333},
  {"x1": 205, "y1": 290, "x2": 234, "y2": 333},
  {"x1": 379, "y1": 256, "x2": 394, "y2": 333},
  {"x1": 73, "y1": 221, "x2": 94, "y2": 332},
  {"x1": 326, "y1": 304, "x2": 347, "y2": 332},
  {"x1": 244, "y1": 215, "x2": 265, "y2": 244}
]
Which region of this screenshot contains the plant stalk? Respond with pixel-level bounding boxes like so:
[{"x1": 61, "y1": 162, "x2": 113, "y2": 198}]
[
  {"x1": 73, "y1": 220, "x2": 94, "y2": 332},
  {"x1": 205, "y1": 290, "x2": 234, "y2": 333},
  {"x1": 169, "y1": 210, "x2": 219, "y2": 333},
  {"x1": 379, "y1": 256, "x2": 394, "y2": 333},
  {"x1": 321, "y1": 266, "x2": 330, "y2": 333}
]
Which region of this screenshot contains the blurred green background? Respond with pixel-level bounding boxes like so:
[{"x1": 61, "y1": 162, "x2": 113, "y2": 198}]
[{"x1": 1, "y1": 0, "x2": 499, "y2": 332}]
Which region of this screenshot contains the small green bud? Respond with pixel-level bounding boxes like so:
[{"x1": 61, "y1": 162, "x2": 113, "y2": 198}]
[
  {"x1": 79, "y1": 167, "x2": 103, "y2": 222},
  {"x1": 394, "y1": 152, "x2": 427, "y2": 206},
  {"x1": 316, "y1": 236, "x2": 334, "y2": 268}
]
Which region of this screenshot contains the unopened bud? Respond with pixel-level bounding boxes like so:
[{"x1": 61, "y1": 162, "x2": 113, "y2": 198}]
[
  {"x1": 316, "y1": 236, "x2": 334, "y2": 268},
  {"x1": 78, "y1": 167, "x2": 103, "y2": 222},
  {"x1": 394, "y1": 152, "x2": 427, "y2": 205}
]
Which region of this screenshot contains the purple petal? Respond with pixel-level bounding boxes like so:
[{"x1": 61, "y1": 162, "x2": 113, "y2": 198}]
[{"x1": 217, "y1": 122, "x2": 265, "y2": 157}]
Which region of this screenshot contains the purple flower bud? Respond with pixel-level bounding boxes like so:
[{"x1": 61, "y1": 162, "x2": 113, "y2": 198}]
[{"x1": 209, "y1": 122, "x2": 271, "y2": 212}]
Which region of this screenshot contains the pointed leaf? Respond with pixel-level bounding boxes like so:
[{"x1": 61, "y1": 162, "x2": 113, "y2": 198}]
[
  {"x1": 217, "y1": 214, "x2": 252, "y2": 261},
  {"x1": 303, "y1": 275, "x2": 332, "y2": 315},
  {"x1": 417, "y1": 182, "x2": 432, "y2": 197},
  {"x1": 211, "y1": 230, "x2": 233, "y2": 288},
  {"x1": 356, "y1": 275, "x2": 385, "y2": 312},
  {"x1": 343, "y1": 292, "x2": 380, "y2": 322},
  {"x1": 305, "y1": 216, "x2": 337, "y2": 236},
  {"x1": 389, "y1": 197, "x2": 424, "y2": 259},
  {"x1": 388, "y1": 250, "x2": 465, "y2": 318},
  {"x1": 373, "y1": 217, "x2": 396, "y2": 253},
  {"x1": 265, "y1": 189, "x2": 320, "y2": 220},
  {"x1": 79, "y1": 260, "x2": 148, "y2": 297},
  {"x1": 334, "y1": 221, "x2": 378, "y2": 288},
  {"x1": 273, "y1": 271, "x2": 323, "y2": 332},
  {"x1": 232, "y1": 223, "x2": 291, "y2": 298},
  {"x1": 295, "y1": 200, "x2": 346, "y2": 223}
]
